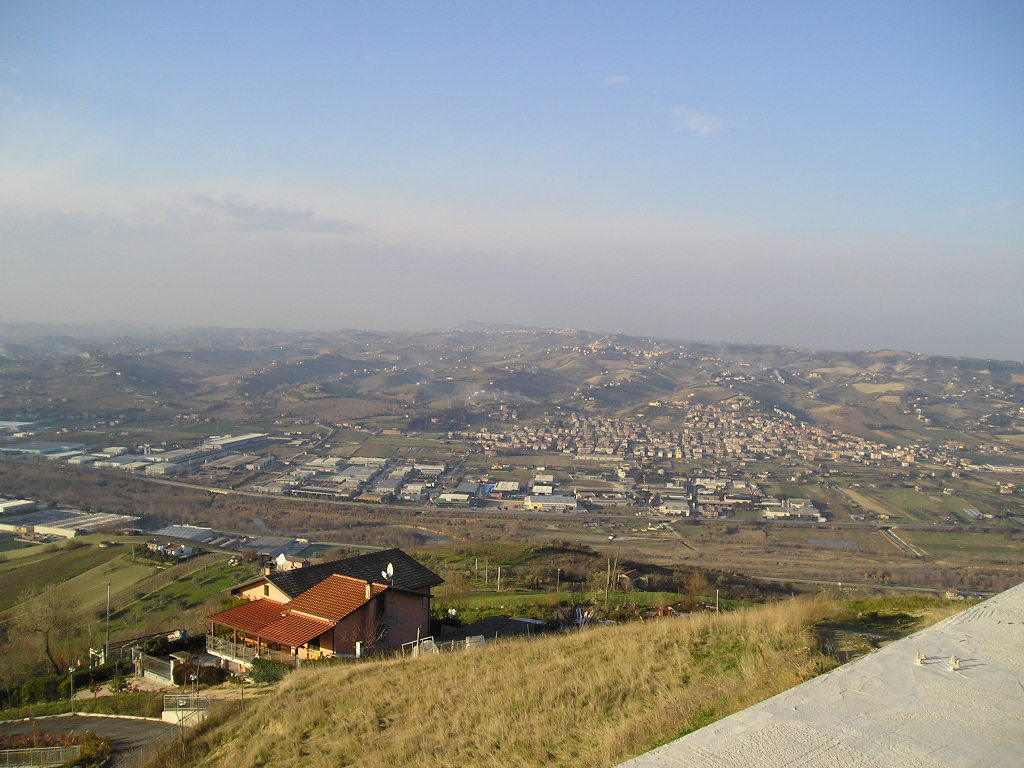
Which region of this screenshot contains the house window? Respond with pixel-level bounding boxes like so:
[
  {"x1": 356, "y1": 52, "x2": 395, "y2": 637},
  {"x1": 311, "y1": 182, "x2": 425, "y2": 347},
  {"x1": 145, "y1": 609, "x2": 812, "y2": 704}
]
[
  {"x1": 263, "y1": 585, "x2": 269, "y2": 597},
  {"x1": 308, "y1": 635, "x2": 320, "y2": 651}
]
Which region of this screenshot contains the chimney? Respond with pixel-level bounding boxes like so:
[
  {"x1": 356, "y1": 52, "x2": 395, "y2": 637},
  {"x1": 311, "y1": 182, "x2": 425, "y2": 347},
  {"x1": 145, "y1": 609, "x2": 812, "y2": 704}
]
[{"x1": 366, "y1": 580, "x2": 372, "y2": 600}]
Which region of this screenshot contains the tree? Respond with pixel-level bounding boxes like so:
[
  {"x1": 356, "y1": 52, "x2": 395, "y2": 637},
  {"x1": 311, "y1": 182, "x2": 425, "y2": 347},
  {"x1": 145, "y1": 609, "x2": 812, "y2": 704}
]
[
  {"x1": 0, "y1": 633, "x2": 23, "y2": 709},
  {"x1": 684, "y1": 571, "x2": 711, "y2": 602},
  {"x1": 15, "y1": 584, "x2": 78, "y2": 675},
  {"x1": 109, "y1": 674, "x2": 132, "y2": 695}
]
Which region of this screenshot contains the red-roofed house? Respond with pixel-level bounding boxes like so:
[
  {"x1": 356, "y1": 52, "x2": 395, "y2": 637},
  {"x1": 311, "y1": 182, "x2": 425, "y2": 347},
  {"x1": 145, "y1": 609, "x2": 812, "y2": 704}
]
[{"x1": 206, "y1": 549, "x2": 443, "y2": 670}]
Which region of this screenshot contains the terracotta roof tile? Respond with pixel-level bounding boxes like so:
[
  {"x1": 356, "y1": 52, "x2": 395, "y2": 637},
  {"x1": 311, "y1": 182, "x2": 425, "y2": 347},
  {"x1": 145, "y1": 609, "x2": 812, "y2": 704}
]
[
  {"x1": 208, "y1": 599, "x2": 334, "y2": 648},
  {"x1": 207, "y1": 599, "x2": 286, "y2": 634},
  {"x1": 258, "y1": 613, "x2": 334, "y2": 647},
  {"x1": 287, "y1": 574, "x2": 387, "y2": 621}
]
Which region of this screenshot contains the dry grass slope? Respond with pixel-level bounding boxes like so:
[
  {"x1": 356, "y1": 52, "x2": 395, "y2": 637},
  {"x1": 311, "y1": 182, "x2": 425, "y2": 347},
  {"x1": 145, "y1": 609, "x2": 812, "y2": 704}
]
[{"x1": 180, "y1": 596, "x2": 859, "y2": 768}]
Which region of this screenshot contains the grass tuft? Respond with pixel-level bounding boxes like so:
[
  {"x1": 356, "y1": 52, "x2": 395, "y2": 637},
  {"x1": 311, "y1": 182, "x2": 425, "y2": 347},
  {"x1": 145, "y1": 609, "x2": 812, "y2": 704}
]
[{"x1": 171, "y1": 596, "x2": 850, "y2": 767}]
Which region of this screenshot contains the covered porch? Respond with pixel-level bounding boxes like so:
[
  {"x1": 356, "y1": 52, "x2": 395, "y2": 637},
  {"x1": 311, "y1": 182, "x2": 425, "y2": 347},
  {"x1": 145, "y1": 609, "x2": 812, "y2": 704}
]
[
  {"x1": 205, "y1": 634, "x2": 303, "y2": 668},
  {"x1": 206, "y1": 600, "x2": 337, "y2": 670}
]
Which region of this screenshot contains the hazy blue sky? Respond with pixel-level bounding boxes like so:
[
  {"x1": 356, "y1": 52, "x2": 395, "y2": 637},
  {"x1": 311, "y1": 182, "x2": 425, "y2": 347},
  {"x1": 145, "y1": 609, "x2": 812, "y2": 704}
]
[{"x1": 2, "y1": 2, "x2": 1021, "y2": 359}]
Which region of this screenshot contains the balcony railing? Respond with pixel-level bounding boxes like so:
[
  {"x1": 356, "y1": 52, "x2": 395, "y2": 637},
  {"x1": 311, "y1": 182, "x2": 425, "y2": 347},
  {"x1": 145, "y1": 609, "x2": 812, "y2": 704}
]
[{"x1": 206, "y1": 635, "x2": 298, "y2": 667}]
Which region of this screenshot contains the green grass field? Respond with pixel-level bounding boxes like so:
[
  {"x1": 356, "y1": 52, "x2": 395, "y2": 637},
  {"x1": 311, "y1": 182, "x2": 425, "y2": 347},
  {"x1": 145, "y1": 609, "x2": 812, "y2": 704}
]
[
  {"x1": 0, "y1": 540, "x2": 49, "y2": 560},
  {"x1": 0, "y1": 543, "x2": 132, "y2": 613},
  {"x1": 108, "y1": 558, "x2": 262, "y2": 637},
  {"x1": 0, "y1": 538, "x2": 34, "y2": 553},
  {"x1": 63, "y1": 557, "x2": 159, "y2": 613},
  {"x1": 873, "y1": 487, "x2": 941, "y2": 522},
  {"x1": 899, "y1": 530, "x2": 1024, "y2": 563},
  {"x1": 837, "y1": 486, "x2": 933, "y2": 523}
]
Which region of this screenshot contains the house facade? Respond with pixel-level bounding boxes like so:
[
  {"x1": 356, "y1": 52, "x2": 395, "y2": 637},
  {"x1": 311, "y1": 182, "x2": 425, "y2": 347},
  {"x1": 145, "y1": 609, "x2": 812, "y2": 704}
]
[{"x1": 206, "y1": 548, "x2": 443, "y2": 670}]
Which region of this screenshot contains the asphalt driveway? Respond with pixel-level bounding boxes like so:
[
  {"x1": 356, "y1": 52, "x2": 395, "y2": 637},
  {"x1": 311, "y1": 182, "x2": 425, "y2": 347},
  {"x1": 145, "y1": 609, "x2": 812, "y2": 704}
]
[{"x1": 0, "y1": 713, "x2": 179, "y2": 763}]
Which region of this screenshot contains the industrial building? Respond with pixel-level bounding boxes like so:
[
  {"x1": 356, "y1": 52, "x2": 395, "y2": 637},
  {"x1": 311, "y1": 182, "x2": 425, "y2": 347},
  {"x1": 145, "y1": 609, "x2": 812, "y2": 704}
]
[
  {"x1": 435, "y1": 492, "x2": 472, "y2": 507},
  {"x1": 0, "y1": 441, "x2": 86, "y2": 455},
  {"x1": 0, "y1": 508, "x2": 140, "y2": 538},
  {"x1": 0, "y1": 499, "x2": 36, "y2": 515},
  {"x1": 0, "y1": 499, "x2": 36, "y2": 518},
  {"x1": 522, "y1": 494, "x2": 579, "y2": 512},
  {"x1": 201, "y1": 433, "x2": 269, "y2": 452}
]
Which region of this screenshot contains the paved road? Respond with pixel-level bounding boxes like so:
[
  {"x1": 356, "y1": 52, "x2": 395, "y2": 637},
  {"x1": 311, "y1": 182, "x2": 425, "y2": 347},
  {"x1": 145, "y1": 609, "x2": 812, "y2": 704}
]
[
  {"x1": 0, "y1": 713, "x2": 179, "y2": 760},
  {"x1": 748, "y1": 574, "x2": 993, "y2": 596}
]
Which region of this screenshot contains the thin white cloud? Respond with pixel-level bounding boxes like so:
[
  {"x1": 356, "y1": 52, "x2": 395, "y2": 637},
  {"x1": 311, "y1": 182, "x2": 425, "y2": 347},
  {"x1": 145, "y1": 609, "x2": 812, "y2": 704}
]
[
  {"x1": 170, "y1": 192, "x2": 362, "y2": 233},
  {"x1": 671, "y1": 107, "x2": 727, "y2": 137},
  {"x1": 603, "y1": 75, "x2": 631, "y2": 86},
  {"x1": 0, "y1": 61, "x2": 21, "y2": 76},
  {"x1": 958, "y1": 200, "x2": 1018, "y2": 215}
]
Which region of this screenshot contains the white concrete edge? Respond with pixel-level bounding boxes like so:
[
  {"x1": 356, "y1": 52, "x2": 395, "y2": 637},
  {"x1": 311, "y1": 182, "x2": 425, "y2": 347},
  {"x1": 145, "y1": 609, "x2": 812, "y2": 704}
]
[
  {"x1": 0, "y1": 712, "x2": 166, "y2": 725},
  {"x1": 616, "y1": 584, "x2": 1024, "y2": 767}
]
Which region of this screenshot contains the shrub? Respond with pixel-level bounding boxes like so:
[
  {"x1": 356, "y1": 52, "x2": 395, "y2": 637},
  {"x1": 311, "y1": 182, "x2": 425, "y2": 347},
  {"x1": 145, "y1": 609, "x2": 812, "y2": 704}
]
[
  {"x1": 109, "y1": 674, "x2": 132, "y2": 695},
  {"x1": 250, "y1": 658, "x2": 290, "y2": 683},
  {"x1": 64, "y1": 730, "x2": 112, "y2": 768},
  {"x1": 173, "y1": 663, "x2": 229, "y2": 686},
  {"x1": 20, "y1": 675, "x2": 61, "y2": 705},
  {"x1": 296, "y1": 655, "x2": 357, "y2": 670}
]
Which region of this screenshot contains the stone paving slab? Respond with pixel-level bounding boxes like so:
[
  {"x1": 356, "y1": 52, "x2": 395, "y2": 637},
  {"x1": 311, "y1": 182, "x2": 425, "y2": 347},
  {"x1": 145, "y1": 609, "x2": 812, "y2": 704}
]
[{"x1": 618, "y1": 583, "x2": 1024, "y2": 768}]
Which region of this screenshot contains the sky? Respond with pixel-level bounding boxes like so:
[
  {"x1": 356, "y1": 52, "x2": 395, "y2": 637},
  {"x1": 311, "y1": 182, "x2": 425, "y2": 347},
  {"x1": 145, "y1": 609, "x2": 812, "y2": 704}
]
[{"x1": 1, "y1": 1, "x2": 1022, "y2": 360}]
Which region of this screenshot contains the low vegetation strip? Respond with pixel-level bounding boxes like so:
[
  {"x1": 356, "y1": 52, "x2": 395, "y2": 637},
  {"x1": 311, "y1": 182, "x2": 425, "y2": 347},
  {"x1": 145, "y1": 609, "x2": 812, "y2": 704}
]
[
  {"x1": 0, "y1": 692, "x2": 163, "y2": 722},
  {"x1": 165, "y1": 596, "x2": 858, "y2": 768}
]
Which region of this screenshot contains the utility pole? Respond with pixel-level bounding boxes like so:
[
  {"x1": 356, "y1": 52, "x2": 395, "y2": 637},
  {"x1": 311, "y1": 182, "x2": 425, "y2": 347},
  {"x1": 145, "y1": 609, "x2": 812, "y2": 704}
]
[
  {"x1": 604, "y1": 549, "x2": 620, "y2": 614},
  {"x1": 556, "y1": 568, "x2": 561, "y2": 594},
  {"x1": 604, "y1": 556, "x2": 611, "y2": 613},
  {"x1": 497, "y1": 566, "x2": 502, "y2": 593},
  {"x1": 104, "y1": 581, "x2": 111, "y2": 665}
]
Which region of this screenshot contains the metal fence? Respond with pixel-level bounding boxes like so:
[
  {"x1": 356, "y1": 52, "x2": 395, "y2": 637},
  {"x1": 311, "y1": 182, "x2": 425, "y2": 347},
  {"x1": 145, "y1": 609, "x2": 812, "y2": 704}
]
[
  {"x1": 107, "y1": 728, "x2": 179, "y2": 768},
  {"x1": 0, "y1": 745, "x2": 80, "y2": 767},
  {"x1": 206, "y1": 636, "x2": 297, "y2": 666},
  {"x1": 162, "y1": 694, "x2": 211, "y2": 712},
  {"x1": 402, "y1": 635, "x2": 487, "y2": 656},
  {"x1": 137, "y1": 652, "x2": 173, "y2": 683}
]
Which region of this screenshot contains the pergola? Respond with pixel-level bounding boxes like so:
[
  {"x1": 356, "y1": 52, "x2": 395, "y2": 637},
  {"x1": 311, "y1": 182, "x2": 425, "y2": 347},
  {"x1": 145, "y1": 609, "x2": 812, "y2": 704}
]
[{"x1": 207, "y1": 599, "x2": 335, "y2": 667}]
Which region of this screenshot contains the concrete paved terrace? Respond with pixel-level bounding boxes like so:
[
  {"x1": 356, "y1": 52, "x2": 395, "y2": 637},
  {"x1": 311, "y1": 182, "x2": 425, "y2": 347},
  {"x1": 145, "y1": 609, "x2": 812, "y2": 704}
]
[{"x1": 618, "y1": 582, "x2": 1024, "y2": 768}]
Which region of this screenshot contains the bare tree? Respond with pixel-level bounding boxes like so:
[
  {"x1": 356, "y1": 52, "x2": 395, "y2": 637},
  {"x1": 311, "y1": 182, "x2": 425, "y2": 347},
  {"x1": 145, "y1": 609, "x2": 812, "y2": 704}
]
[
  {"x1": 684, "y1": 571, "x2": 711, "y2": 603},
  {"x1": 0, "y1": 631, "x2": 24, "y2": 707},
  {"x1": 15, "y1": 584, "x2": 78, "y2": 675}
]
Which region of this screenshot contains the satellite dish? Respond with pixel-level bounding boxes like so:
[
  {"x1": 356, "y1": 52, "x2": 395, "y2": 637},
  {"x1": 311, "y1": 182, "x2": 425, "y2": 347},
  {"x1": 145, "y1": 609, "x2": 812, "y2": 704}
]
[{"x1": 381, "y1": 562, "x2": 394, "y2": 581}]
